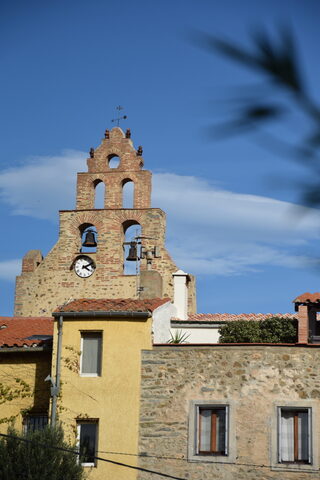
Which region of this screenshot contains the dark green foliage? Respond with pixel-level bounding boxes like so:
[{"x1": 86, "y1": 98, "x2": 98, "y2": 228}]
[
  {"x1": 219, "y1": 317, "x2": 297, "y2": 344},
  {"x1": 0, "y1": 424, "x2": 84, "y2": 480}
]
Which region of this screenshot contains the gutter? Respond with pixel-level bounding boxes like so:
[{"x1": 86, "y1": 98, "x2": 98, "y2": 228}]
[
  {"x1": 52, "y1": 311, "x2": 151, "y2": 319},
  {"x1": 0, "y1": 346, "x2": 51, "y2": 353}
]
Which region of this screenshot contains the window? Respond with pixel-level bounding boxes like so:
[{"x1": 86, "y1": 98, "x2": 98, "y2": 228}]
[
  {"x1": 77, "y1": 421, "x2": 98, "y2": 466},
  {"x1": 189, "y1": 401, "x2": 235, "y2": 463},
  {"x1": 80, "y1": 332, "x2": 102, "y2": 376},
  {"x1": 197, "y1": 406, "x2": 228, "y2": 455},
  {"x1": 278, "y1": 408, "x2": 311, "y2": 464},
  {"x1": 24, "y1": 414, "x2": 48, "y2": 433}
]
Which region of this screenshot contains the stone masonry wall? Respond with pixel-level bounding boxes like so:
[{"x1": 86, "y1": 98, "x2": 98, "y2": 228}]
[
  {"x1": 138, "y1": 346, "x2": 320, "y2": 480},
  {"x1": 14, "y1": 208, "x2": 181, "y2": 316}
]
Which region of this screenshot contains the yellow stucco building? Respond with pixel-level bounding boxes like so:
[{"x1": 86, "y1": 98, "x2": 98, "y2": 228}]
[{"x1": 50, "y1": 298, "x2": 172, "y2": 480}]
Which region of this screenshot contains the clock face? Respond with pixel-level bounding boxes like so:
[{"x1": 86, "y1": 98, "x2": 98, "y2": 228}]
[{"x1": 74, "y1": 256, "x2": 96, "y2": 278}]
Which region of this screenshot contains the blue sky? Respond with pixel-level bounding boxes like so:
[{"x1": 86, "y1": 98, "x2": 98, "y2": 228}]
[{"x1": 1, "y1": 0, "x2": 320, "y2": 316}]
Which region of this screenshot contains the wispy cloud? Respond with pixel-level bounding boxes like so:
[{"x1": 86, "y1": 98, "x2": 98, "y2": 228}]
[
  {"x1": 0, "y1": 150, "x2": 85, "y2": 219},
  {"x1": 1, "y1": 152, "x2": 320, "y2": 278},
  {"x1": 0, "y1": 260, "x2": 21, "y2": 281}
]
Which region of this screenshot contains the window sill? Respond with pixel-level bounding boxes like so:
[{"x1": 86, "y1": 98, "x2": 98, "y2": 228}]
[
  {"x1": 271, "y1": 464, "x2": 317, "y2": 473},
  {"x1": 188, "y1": 454, "x2": 231, "y2": 464},
  {"x1": 80, "y1": 374, "x2": 100, "y2": 377}
]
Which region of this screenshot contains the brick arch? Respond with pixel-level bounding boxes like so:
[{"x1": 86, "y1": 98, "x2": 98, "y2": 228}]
[
  {"x1": 116, "y1": 210, "x2": 143, "y2": 225},
  {"x1": 69, "y1": 212, "x2": 104, "y2": 236}
]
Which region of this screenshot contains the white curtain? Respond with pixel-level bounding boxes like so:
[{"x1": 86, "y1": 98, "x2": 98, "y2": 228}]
[
  {"x1": 200, "y1": 410, "x2": 211, "y2": 451},
  {"x1": 280, "y1": 411, "x2": 294, "y2": 462}
]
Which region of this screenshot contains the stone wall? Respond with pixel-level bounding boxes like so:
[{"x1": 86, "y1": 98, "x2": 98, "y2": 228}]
[{"x1": 138, "y1": 345, "x2": 320, "y2": 480}]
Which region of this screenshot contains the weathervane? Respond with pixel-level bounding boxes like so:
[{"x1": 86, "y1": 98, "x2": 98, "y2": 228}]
[{"x1": 111, "y1": 105, "x2": 127, "y2": 126}]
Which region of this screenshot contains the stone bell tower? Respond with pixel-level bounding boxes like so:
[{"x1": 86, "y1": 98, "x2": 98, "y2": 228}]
[{"x1": 14, "y1": 127, "x2": 196, "y2": 317}]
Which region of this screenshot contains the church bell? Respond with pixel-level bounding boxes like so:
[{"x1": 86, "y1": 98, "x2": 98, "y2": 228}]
[
  {"x1": 82, "y1": 231, "x2": 97, "y2": 248},
  {"x1": 126, "y1": 242, "x2": 139, "y2": 261}
]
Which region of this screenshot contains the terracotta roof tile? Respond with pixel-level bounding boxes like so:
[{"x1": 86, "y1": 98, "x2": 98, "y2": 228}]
[
  {"x1": 55, "y1": 298, "x2": 170, "y2": 313},
  {"x1": 172, "y1": 313, "x2": 295, "y2": 323},
  {"x1": 293, "y1": 292, "x2": 320, "y2": 304},
  {"x1": 0, "y1": 317, "x2": 53, "y2": 348}
]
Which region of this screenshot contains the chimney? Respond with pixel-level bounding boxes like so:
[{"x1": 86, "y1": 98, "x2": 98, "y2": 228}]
[{"x1": 173, "y1": 270, "x2": 189, "y2": 320}]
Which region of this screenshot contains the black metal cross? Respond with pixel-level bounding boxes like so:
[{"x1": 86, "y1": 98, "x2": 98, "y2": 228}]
[{"x1": 111, "y1": 105, "x2": 127, "y2": 126}]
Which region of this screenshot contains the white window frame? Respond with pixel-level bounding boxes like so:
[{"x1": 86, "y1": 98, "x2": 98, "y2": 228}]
[
  {"x1": 77, "y1": 421, "x2": 98, "y2": 467},
  {"x1": 278, "y1": 407, "x2": 311, "y2": 464},
  {"x1": 271, "y1": 401, "x2": 319, "y2": 473},
  {"x1": 188, "y1": 400, "x2": 236, "y2": 463},
  {"x1": 79, "y1": 331, "x2": 102, "y2": 377}
]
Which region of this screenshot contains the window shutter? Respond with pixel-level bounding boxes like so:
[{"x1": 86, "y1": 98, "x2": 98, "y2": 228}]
[
  {"x1": 308, "y1": 408, "x2": 312, "y2": 464},
  {"x1": 196, "y1": 406, "x2": 200, "y2": 455},
  {"x1": 224, "y1": 406, "x2": 229, "y2": 456},
  {"x1": 278, "y1": 407, "x2": 282, "y2": 463}
]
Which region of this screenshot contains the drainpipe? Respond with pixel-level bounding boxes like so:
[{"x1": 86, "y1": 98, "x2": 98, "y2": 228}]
[{"x1": 50, "y1": 315, "x2": 63, "y2": 425}]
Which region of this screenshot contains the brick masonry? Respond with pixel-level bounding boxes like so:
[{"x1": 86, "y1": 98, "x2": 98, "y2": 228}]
[
  {"x1": 138, "y1": 346, "x2": 320, "y2": 480},
  {"x1": 14, "y1": 128, "x2": 196, "y2": 316}
]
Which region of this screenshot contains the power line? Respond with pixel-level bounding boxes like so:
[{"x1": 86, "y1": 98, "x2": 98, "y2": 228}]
[
  {"x1": 1, "y1": 433, "x2": 319, "y2": 474},
  {"x1": 0, "y1": 433, "x2": 186, "y2": 480},
  {"x1": 97, "y1": 448, "x2": 320, "y2": 472}
]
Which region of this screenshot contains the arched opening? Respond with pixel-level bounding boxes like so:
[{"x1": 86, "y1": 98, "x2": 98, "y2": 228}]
[
  {"x1": 108, "y1": 154, "x2": 120, "y2": 169},
  {"x1": 79, "y1": 223, "x2": 98, "y2": 253},
  {"x1": 123, "y1": 220, "x2": 141, "y2": 275},
  {"x1": 94, "y1": 180, "x2": 105, "y2": 209},
  {"x1": 122, "y1": 179, "x2": 134, "y2": 208}
]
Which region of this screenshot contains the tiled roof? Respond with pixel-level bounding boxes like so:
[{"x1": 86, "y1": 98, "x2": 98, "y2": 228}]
[
  {"x1": 55, "y1": 298, "x2": 170, "y2": 313},
  {"x1": 293, "y1": 292, "x2": 320, "y2": 304},
  {"x1": 0, "y1": 317, "x2": 53, "y2": 348},
  {"x1": 172, "y1": 313, "x2": 295, "y2": 323}
]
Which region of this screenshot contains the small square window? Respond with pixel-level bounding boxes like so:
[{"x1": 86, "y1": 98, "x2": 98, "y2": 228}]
[
  {"x1": 80, "y1": 332, "x2": 102, "y2": 376},
  {"x1": 278, "y1": 407, "x2": 311, "y2": 464},
  {"x1": 77, "y1": 421, "x2": 98, "y2": 466},
  {"x1": 24, "y1": 414, "x2": 48, "y2": 433}
]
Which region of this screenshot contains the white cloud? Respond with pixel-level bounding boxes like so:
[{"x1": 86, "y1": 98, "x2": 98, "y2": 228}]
[
  {"x1": 1, "y1": 153, "x2": 320, "y2": 277},
  {"x1": 0, "y1": 260, "x2": 21, "y2": 281},
  {"x1": 0, "y1": 150, "x2": 85, "y2": 220}
]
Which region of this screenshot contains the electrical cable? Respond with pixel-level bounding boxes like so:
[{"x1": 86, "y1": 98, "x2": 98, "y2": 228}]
[
  {"x1": 1, "y1": 433, "x2": 319, "y2": 474},
  {"x1": 0, "y1": 433, "x2": 186, "y2": 480}
]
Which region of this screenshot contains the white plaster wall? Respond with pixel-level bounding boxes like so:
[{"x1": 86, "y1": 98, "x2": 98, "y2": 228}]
[
  {"x1": 152, "y1": 302, "x2": 176, "y2": 343},
  {"x1": 170, "y1": 326, "x2": 220, "y2": 344}
]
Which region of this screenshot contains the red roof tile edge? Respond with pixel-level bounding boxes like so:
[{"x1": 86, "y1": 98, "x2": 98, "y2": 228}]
[
  {"x1": 55, "y1": 298, "x2": 170, "y2": 313},
  {"x1": 0, "y1": 317, "x2": 53, "y2": 348},
  {"x1": 293, "y1": 292, "x2": 320, "y2": 303},
  {"x1": 171, "y1": 313, "x2": 295, "y2": 323}
]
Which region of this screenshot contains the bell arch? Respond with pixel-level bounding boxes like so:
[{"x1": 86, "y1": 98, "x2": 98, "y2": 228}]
[
  {"x1": 122, "y1": 178, "x2": 134, "y2": 208},
  {"x1": 79, "y1": 223, "x2": 98, "y2": 253},
  {"x1": 93, "y1": 179, "x2": 105, "y2": 209},
  {"x1": 122, "y1": 220, "x2": 141, "y2": 275}
]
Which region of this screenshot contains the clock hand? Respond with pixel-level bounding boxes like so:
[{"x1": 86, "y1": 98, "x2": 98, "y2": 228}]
[{"x1": 82, "y1": 262, "x2": 94, "y2": 270}]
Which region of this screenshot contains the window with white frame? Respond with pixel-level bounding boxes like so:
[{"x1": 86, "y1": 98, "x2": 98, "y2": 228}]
[
  {"x1": 196, "y1": 406, "x2": 228, "y2": 456},
  {"x1": 80, "y1": 332, "x2": 102, "y2": 376},
  {"x1": 278, "y1": 407, "x2": 311, "y2": 464},
  {"x1": 77, "y1": 421, "x2": 98, "y2": 466}
]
